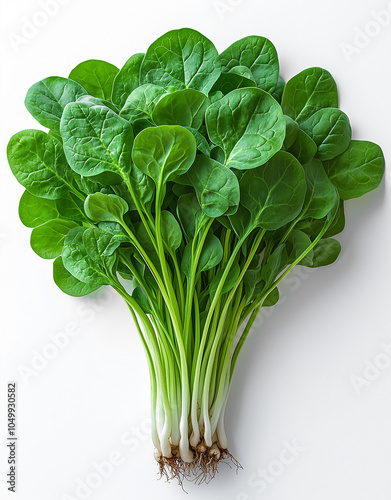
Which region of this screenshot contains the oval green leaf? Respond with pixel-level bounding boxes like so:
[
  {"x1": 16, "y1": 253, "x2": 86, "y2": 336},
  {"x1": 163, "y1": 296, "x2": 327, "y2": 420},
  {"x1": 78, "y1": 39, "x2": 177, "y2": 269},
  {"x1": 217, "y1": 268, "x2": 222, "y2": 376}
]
[
  {"x1": 69, "y1": 60, "x2": 119, "y2": 100},
  {"x1": 31, "y1": 219, "x2": 78, "y2": 259},
  {"x1": 84, "y1": 193, "x2": 129, "y2": 223},
  {"x1": 19, "y1": 190, "x2": 59, "y2": 228},
  {"x1": 240, "y1": 151, "x2": 306, "y2": 230},
  {"x1": 178, "y1": 154, "x2": 240, "y2": 217},
  {"x1": 282, "y1": 67, "x2": 338, "y2": 123},
  {"x1": 299, "y1": 108, "x2": 351, "y2": 161},
  {"x1": 7, "y1": 130, "x2": 72, "y2": 199},
  {"x1": 323, "y1": 140, "x2": 385, "y2": 200},
  {"x1": 60, "y1": 101, "x2": 134, "y2": 178},
  {"x1": 132, "y1": 125, "x2": 196, "y2": 185},
  {"x1": 219, "y1": 36, "x2": 279, "y2": 93},
  {"x1": 53, "y1": 256, "x2": 102, "y2": 297},
  {"x1": 120, "y1": 84, "x2": 168, "y2": 122},
  {"x1": 152, "y1": 89, "x2": 210, "y2": 130},
  {"x1": 25, "y1": 77, "x2": 87, "y2": 132},
  {"x1": 140, "y1": 28, "x2": 221, "y2": 94},
  {"x1": 205, "y1": 87, "x2": 285, "y2": 170}
]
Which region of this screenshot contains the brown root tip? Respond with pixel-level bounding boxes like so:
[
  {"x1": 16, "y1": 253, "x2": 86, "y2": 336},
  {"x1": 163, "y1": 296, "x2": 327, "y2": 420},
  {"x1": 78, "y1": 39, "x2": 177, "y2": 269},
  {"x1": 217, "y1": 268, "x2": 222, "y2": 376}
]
[{"x1": 157, "y1": 445, "x2": 243, "y2": 487}]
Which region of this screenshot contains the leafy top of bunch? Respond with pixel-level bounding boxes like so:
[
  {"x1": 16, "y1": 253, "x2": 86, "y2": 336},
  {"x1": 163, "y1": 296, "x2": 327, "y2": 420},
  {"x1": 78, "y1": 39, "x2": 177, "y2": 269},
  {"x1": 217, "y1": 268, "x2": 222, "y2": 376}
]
[{"x1": 7, "y1": 28, "x2": 384, "y2": 303}]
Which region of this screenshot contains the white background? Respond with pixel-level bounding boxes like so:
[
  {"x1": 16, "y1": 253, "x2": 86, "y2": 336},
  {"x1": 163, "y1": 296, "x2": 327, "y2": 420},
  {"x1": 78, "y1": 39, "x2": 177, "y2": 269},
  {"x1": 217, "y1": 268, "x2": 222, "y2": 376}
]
[{"x1": 1, "y1": 0, "x2": 390, "y2": 499}]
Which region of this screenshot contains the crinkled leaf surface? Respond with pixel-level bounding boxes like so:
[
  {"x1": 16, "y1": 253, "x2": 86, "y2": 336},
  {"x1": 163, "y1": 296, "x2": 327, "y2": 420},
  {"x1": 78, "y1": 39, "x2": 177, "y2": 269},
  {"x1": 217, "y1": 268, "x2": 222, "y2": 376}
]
[
  {"x1": 62, "y1": 227, "x2": 119, "y2": 285},
  {"x1": 25, "y1": 77, "x2": 87, "y2": 132},
  {"x1": 288, "y1": 128, "x2": 317, "y2": 164},
  {"x1": 178, "y1": 154, "x2": 240, "y2": 217},
  {"x1": 282, "y1": 67, "x2": 338, "y2": 123},
  {"x1": 112, "y1": 53, "x2": 144, "y2": 109},
  {"x1": 140, "y1": 28, "x2": 221, "y2": 94},
  {"x1": 239, "y1": 151, "x2": 306, "y2": 230},
  {"x1": 302, "y1": 159, "x2": 338, "y2": 219},
  {"x1": 205, "y1": 87, "x2": 285, "y2": 170},
  {"x1": 219, "y1": 36, "x2": 279, "y2": 93},
  {"x1": 120, "y1": 84, "x2": 168, "y2": 122},
  {"x1": 61, "y1": 102, "x2": 134, "y2": 178},
  {"x1": 7, "y1": 130, "x2": 72, "y2": 199},
  {"x1": 299, "y1": 108, "x2": 351, "y2": 160},
  {"x1": 53, "y1": 257, "x2": 103, "y2": 297}
]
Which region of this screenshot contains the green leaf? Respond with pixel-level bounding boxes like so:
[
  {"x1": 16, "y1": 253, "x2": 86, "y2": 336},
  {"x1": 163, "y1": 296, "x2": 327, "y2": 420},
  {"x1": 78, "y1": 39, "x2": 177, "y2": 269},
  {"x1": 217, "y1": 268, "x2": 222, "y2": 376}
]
[
  {"x1": 177, "y1": 193, "x2": 204, "y2": 239},
  {"x1": 25, "y1": 77, "x2": 87, "y2": 132},
  {"x1": 208, "y1": 262, "x2": 240, "y2": 298},
  {"x1": 308, "y1": 238, "x2": 341, "y2": 267},
  {"x1": 240, "y1": 151, "x2": 306, "y2": 230},
  {"x1": 7, "y1": 130, "x2": 72, "y2": 199},
  {"x1": 324, "y1": 202, "x2": 345, "y2": 237},
  {"x1": 209, "y1": 91, "x2": 224, "y2": 103},
  {"x1": 53, "y1": 257, "x2": 102, "y2": 297},
  {"x1": 228, "y1": 65, "x2": 254, "y2": 80},
  {"x1": 127, "y1": 167, "x2": 155, "y2": 212},
  {"x1": 84, "y1": 193, "x2": 129, "y2": 223},
  {"x1": 152, "y1": 89, "x2": 210, "y2": 130},
  {"x1": 299, "y1": 108, "x2": 351, "y2": 160},
  {"x1": 62, "y1": 227, "x2": 118, "y2": 284},
  {"x1": 160, "y1": 210, "x2": 182, "y2": 252},
  {"x1": 272, "y1": 75, "x2": 285, "y2": 103},
  {"x1": 286, "y1": 230, "x2": 314, "y2": 266},
  {"x1": 69, "y1": 60, "x2": 119, "y2": 100},
  {"x1": 261, "y1": 244, "x2": 288, "y2": 287},
  {"x1": 288, "y1": 129, "x2": 317, "y2": 164},
  {"x1": 76, "y1": 176, "x2": 99, "y2": 195},
  {"x1": 198, "y1": 233, "x2": 223, "y2": 272},
  {"x1": 219, "y1": 36, "x2": 279, "y2": 93},
  {"x1": 263, "y1": 287, "x2": 279, "y2": 307},
  {"x1": 243, "y1": 265, "x2": 261, "y2": 301},
  {"x1": 283, "y1": 115, "x2": 299, "y2": 150},
  {"x1": 112, "y1": 53, "x2": 144, "y2": 109},
  {"x1": 132, "y1": 286, "x2": 153, "y2": 314},
  {"x1": 18, "y1": 190, "x2": 59, "y2": 227},
  {"x1": 61, "y1": 101, "x2": 134, "y2": 178},
  {"x1": 211, "y1": 71, "x2": 256, "y2": 95},
  {"x1": 140, "y1": 28, "x2": 221, "y2": 94},
  {"x1": 228, "y1": 204, "x2": 252, "y2": 238},
  {"x1": 56, "y1": 193, "x2": 87, "y2": 222},
  {"x1": 302, "y1": 159, "x2": 338, "y2": 219},
  {"x1": 132, "y1": 125, "x2": 196, "y2": 185},
  {"x1": 323, "y1": 140, "x2": 385, "y2": 200},
  {"x1": 98, "y1": 221, "x2": 129, "y2": 243},
  {"x1": 120, "y1": 84, "x2": 168, "y2": 122},
  {"x1": 205, "y1": 87, "x2": 285, "y2": 170},
  {"x1": 134, "y1": 222, "x2": 160, "y2": 268},
  {"x1": 185, "y1": 127, "x2": 211, "y2": 156},
  {"x1": 117, "y1": 261, "x2": 133, "y2": 281},
  {"x1": 31, "y1": 219, "x2": 78, "y2": 259},
  {"x1": 181, "y1": 233, "x2": 223, "y2": 278},
  {"x1": 178, "y1": 154, "x2": 240, "y2": 217},
  {"x1": 282, "y1": 67, "x2": 338, "y2": 123},
  {"x1": 76, "y1": 94, "x2": 119, "y2": 113}
]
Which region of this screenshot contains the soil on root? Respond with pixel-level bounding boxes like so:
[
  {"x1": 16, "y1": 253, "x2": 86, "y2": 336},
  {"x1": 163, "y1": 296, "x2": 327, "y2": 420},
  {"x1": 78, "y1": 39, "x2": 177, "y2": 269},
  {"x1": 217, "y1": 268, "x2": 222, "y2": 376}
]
[{"x1": 157, "y1": 447, "x2": 242, "y2": 488}]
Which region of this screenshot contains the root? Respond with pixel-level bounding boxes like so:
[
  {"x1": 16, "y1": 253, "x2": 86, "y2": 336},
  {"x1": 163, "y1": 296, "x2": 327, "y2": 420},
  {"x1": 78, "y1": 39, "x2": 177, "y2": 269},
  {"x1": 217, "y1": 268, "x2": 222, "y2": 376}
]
[{"x1": 157, "y1": 443, "x2": 242, "y2": 487}]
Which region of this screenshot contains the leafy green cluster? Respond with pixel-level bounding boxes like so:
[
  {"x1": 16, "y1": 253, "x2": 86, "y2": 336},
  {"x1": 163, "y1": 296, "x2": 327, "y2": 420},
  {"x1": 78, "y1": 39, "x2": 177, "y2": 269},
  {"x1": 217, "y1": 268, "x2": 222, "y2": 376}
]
[{"x1": 7, "y1": 28, "x2": 385, "y2": 468}]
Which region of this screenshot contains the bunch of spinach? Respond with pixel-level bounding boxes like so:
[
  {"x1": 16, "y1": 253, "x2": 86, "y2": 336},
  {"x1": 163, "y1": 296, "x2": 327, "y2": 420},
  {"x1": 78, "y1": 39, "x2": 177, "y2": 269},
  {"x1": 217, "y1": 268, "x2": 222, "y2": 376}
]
[{"x1": 7, "y1": 28, "x2": 385, "y2": 480}]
